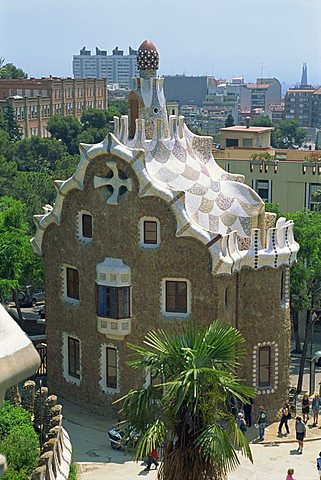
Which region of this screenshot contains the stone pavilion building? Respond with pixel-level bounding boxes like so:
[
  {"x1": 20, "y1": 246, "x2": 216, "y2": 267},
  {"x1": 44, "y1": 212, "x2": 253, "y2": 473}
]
[{"x1": 32, "y1": 40, "x2": 299, "y2": 418}]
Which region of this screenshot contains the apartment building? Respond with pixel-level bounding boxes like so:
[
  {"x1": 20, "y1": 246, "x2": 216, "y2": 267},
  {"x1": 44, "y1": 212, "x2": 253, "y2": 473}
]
[
  {"x1": 73, "y1": 46, "x2": 138, "y2": 88},
  {"x1": 0, "y1": 77, "x2": 108, "y2": 138},
  {"x1": 284, "y1": 87, "x2": 314, "y2": 127},
  {"x1": 215, "y1": 125, "x2": 321, "y2": 212}
]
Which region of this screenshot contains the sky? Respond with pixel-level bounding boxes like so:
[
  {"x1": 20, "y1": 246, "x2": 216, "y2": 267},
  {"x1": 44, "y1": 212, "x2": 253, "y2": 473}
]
[{"x1": 1, "y1": 0, "x2": 321, "y2": 86}]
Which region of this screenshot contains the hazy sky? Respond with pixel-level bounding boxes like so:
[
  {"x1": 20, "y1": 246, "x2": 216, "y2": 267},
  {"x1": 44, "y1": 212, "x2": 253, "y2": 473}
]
[{"x1": 2, "y1": 0, "x2": 320, "y2": 86}]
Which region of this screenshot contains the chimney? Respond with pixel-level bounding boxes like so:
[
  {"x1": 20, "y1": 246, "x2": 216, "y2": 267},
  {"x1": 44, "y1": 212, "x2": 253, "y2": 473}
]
[{"x1": 245, "y1": 116, "x2": 251, "y2": 128}]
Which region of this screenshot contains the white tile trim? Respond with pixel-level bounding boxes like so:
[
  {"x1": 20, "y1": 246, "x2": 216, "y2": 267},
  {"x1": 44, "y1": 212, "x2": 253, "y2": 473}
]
[
  {"x1": 76, "y1": 209, "x2": 93, "y2": 244},
  {"x1": 60, "y1": 264, "x2": 80, "y2": 306},
  {"x1": 252, "y1": 341, "x2": 278, "y2": 395},
  {"x1": 160, "y1": 277, "x2": 191, "y2": 319},
  {"x1": 62, "y1": 332, "x2": 82, "y2": 386}
]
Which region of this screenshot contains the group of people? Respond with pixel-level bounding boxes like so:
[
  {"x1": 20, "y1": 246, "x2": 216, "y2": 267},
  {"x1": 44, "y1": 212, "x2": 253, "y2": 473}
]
[
  {"x1": 277, "y1": 392, "x2": 321, "y2": 454},
  {"x1": 236, "y1": 401, "x2": 268, "y2": 441}
]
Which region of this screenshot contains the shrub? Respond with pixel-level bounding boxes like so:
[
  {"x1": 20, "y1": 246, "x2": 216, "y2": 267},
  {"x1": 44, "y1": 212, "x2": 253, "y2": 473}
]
[
  {"x1": 0, "y1": 402, "x2": 39, "y2": 479},
  {"x1": 0, "y1": 401, "x2": 31, "y2": 439},
  {"x1": 69, "y1": 462, "x2": 78, "y2": 479}
]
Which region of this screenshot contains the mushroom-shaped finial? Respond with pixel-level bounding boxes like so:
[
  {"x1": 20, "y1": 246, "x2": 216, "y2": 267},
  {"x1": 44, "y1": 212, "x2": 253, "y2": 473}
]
[{"x1": 137, "y1": 40, "x2": 159, "y2": 70}]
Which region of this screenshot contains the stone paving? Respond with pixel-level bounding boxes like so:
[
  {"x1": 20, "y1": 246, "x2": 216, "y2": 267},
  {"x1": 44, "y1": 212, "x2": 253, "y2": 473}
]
[{"x1": 61, "y1": 397, "x2": 321, "y2": 480}]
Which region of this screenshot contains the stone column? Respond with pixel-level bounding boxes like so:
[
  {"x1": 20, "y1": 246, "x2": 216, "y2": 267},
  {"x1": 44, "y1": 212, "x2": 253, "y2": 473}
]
[
  {"x1": 34, "y1": 386, "x2": 48, "y2": 432},
  {"x1": 4, "y1": 384, "x2": 21, "y2": 406},
  {"x1": 21, "y1": 380, "x2": 36, "y2": 415}
]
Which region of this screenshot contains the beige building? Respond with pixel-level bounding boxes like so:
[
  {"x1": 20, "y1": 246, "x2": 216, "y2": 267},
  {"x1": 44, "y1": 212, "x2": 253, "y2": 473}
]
[
  {"x1": 0, "y1": 78, "x2": 108, "y2": 138},
  {"x1": 216, "y1": 126, "x2": 321, "y2": 212}
]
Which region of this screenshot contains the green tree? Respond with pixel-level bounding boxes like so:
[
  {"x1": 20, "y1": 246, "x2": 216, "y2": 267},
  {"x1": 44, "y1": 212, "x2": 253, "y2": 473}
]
[
  {"x1": 118, "y1": 321, "x2": 254, "y2": 480},
  {"x1": 0, "y1": 402, "x2": 39, "y2": 480},
  {"x1": 0, "y1": 101, "x2": 22, "y2": 142},
  {"x1": 10, "y1": 172, "x2": 55, "y2": 226},
  {"x1": 272, "y1": 120, "x2": 306, "y2": 149},
  {"x1": 80, "y1": 108, "x2": 111, "y2": 130},
  {"x1": 109, "y1": 99, "x2": 129, "y2": 115},
  {"x1": 11, "y1": 136, "x2": 69, "y2": 172},
  {"x1": 0, "y1": 62, "x2": 27, "y2": 79},
  {"x1": 0, "y1": 197, "x2": 35, "y2": 323},
  {"x1": 46, "y1": 116, "x2": 82, "y2": 154},
  {"x1": 250, "y1": 115, "x2": 273, "y2": 127},
  {"x1": 224, "y1": 114, "x2": 235, "y2": 128}
]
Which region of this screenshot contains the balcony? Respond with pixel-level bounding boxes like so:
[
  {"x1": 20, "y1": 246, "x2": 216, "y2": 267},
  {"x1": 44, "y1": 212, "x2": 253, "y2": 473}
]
[{"x1": 97, "y1": 316, "x2": 131, "y2": 340}]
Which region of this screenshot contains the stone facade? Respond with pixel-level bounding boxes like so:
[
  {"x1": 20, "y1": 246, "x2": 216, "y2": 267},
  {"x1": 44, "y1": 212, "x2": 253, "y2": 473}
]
[{"x1": 32, "y1": 40, "x2": 298, "y2": 421}]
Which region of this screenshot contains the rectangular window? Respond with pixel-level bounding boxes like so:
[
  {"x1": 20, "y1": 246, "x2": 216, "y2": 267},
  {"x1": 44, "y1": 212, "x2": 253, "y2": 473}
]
[
  {"x1": 259, "y1": 346, "x2": 271, "y2": 387},
  {"x1": 308, "y1": 183, "x2": 321, "y2": 211},
  {"x1": 253, "y1": 180, "x2": 272, "y2": 202},
  {"x1": 226, "y1": 138, "x2": 239, "y2": 147},
  {"x1": 68, "y1": 337, "x2": 80, "y2": 378},
  {"x1": 66, "y1": 267, "x2": 79, "y2": 300},
  {"x1": 82, "y1": 214, "x2": 92, "y2": 238},
  {"x1": 144, "y1": 220, "x2": 157, "y2": 244},
  {"x1": 165, "y1": 281, "x2": 187, "y2": 313},
  {"x1": 96, "y1": 285, "x2": 130, "y2": 318},
  {"x1": 106, "y1": 347, "x2": 117, "y2": 388}
]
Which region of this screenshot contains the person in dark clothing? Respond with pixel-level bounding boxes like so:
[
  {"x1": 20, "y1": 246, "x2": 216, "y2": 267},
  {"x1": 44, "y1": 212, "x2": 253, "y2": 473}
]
[
  {"x1": 278, "y1": 402, "x2": 290, "y2": 435},
  {"x1": 243, "y1": 398, "x2": 254, "y2": 427}
]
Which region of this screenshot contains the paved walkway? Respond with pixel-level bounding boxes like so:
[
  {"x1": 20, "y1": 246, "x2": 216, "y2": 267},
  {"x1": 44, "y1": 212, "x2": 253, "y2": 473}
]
[{"x1": 60, "y1": 398, "x2": 321, "y2": 480}]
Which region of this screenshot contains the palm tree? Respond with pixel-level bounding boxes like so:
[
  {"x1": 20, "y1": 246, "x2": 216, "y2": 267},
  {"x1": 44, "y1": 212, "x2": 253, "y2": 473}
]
[{"x1": 117, "y1": 321, "x2": 255, "y2": 480}]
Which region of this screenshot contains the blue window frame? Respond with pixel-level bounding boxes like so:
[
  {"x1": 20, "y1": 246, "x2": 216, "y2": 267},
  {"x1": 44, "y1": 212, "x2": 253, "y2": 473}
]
[{"x1": 96, "y1": 285, "x2": 130, "y2": 319}]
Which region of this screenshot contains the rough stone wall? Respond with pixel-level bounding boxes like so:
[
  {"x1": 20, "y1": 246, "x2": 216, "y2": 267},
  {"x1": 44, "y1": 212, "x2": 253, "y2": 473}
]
[{"x1": 42, "y1": 152, "x2": 289, "y2": 419}]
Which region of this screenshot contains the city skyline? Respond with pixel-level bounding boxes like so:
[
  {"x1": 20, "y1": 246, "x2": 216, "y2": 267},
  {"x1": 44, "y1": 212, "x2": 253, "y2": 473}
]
[{"x1": 1, "y1": 0, "x2": 321, "y2": 85}]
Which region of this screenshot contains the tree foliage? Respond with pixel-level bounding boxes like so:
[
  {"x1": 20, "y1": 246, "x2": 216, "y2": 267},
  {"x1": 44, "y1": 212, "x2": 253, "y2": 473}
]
[
  {"x1": 250, "y1": 116, "x2": 306, "y2": 149},
  {"x1": 0, "y1": 197, "x2": 40, "y2": 304},
  {"x1": 224, "y1": 114, "x2": 235, "y2": 128},
  {"x1": 46, "y1": 116, "x2": 82, "y2": 155},
  {"x1": 118, "y1": 321, "x2": 254, "y2": 480},
  {"x1": 285, "y1": 210, "x2": 321, "y2": 312},
  {"x1": 0, "y1": 101, "x2": 22, "y2": 142},
  {"x1": 0, "y1": 402, "x2": 39, "y2": 480},
  {"x1": 0, "y1": 62, "x2": 27, "y2": 79}
]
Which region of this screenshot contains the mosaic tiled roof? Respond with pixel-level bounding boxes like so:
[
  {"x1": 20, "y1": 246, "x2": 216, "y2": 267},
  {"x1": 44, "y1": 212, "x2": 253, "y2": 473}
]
[{"x1": 31, "y1": 41, "x2": 299, "y2": 275}]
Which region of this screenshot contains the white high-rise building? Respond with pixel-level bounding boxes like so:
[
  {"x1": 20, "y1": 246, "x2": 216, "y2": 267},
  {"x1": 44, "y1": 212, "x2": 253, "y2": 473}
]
[{"x1": 73, "y1": 46, "x2": 138, "y2": 88}]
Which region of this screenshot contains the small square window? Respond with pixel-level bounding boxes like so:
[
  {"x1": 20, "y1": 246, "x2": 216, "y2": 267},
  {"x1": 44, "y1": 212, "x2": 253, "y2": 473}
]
[
  {"x1": 144, "y1": 221, "x2": 157, "y2": 244},
  {"x1": 82, "y1": 214, "x2": 92, "y2": 238},
  {"x1": 165, "y1": 281, "x2": 187, "y2": 313},
  {"x1": 67, "y1": 267, "x2": 79, "y2": 300},
  {"x1": 139, "y1": 217, "x2": 160, "y2": 249}
]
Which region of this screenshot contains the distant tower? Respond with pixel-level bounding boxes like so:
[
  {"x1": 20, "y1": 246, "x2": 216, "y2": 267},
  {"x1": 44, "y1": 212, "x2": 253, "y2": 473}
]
[{"x1": 300, "y1": 62, "x2": 308, "y2": 87}]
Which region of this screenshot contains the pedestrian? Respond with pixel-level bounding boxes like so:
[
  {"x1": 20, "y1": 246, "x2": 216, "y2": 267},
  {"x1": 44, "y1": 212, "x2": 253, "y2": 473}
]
[
  {"x1": 144, "y1": 448, "x2": 159, "y2": 471},
  {"x1": 237, "y1": 412, "x2": 247, "y2": 433},
  {"x1": 295, "y1": 416, "x2": 306, "y2": 454},
  {"x1": 278, "y1": 402, "x2": 290, "y2": 435},
  {"x1": 316, "y1": 451, "x2": 321, "y2": 479},
  {"x1": 302, "y1": 393, "x2": 310, "y2": 423},
  {"x1": 256, "y1": 405, "x2": 267, "y2": 441},
  {"x1": 243, "y1": 398, "x2": 254, "y2": 427},
  {"x1": 286, "y1": 468, "x2": 295, "y2": 480},
  {"x1": 312, "y1": 392, "x2": 321, "y2": 426}
]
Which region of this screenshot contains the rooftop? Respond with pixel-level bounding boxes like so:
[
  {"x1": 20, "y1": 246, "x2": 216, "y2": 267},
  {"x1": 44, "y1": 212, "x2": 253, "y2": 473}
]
[{"x1": 221, "y1": 126, "x2": 274, "y2": 133}]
